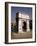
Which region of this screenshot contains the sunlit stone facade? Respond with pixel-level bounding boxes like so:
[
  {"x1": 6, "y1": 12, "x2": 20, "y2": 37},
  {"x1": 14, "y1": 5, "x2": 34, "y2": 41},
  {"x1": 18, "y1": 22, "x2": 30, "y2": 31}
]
[{"x1": 16, "y1": 12, "x2": 30, "y2": 33}]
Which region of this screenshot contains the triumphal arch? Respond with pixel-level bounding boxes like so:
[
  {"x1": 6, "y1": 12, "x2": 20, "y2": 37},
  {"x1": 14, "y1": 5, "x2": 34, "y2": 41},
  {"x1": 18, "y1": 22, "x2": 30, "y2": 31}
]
[{"x1": 16, "y1": 12, "x2": 30, "y2": 33}]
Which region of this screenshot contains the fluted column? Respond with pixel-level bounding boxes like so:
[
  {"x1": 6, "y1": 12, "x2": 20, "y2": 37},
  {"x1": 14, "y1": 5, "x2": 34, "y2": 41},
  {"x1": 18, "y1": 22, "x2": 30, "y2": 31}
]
[
  {"x1": 18, "y1": 19, "x2": 23, "y2": 32},
  {"x1": 27, "y1": 20, "x2": 30, "y2": 32}
]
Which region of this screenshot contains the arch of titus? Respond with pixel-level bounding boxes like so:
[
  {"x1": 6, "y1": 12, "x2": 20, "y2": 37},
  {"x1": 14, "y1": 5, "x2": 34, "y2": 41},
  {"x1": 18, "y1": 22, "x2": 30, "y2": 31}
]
[{"x1": 16, "y1": 12, "x2": 30, "y2": 33}]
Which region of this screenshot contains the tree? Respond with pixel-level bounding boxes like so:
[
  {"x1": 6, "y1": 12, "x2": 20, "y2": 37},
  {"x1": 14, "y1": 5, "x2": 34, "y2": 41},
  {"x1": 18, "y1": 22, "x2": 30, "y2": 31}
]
[{"x1": 29, "y1": 20, "x2": 32, "y2": 31}]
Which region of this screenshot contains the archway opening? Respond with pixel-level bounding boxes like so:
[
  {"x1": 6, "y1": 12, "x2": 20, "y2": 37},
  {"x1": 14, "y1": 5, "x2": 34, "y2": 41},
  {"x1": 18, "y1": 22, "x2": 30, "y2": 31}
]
[{"x1": 22, "y1": 21, "x2": 27, "y2": 32}]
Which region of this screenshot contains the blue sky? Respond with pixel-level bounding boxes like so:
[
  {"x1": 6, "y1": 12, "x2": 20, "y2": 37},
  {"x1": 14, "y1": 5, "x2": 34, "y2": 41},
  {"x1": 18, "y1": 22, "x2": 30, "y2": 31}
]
[{"x1": 11, "y1": 7, "x2": 32, "y2": 23}]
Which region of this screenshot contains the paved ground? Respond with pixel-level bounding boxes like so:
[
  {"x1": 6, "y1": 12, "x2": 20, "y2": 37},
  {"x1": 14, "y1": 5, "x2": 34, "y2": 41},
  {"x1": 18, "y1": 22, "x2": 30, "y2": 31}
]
[{"x1": 11, "y1": 32, "x2": 32, "y2": 39}]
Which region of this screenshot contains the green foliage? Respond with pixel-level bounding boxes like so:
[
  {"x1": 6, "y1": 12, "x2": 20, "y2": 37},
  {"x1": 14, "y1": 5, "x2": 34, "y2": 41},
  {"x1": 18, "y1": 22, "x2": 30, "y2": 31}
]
[{"x1": 13, "y1": 25, "x2": 17, "y2": 32}]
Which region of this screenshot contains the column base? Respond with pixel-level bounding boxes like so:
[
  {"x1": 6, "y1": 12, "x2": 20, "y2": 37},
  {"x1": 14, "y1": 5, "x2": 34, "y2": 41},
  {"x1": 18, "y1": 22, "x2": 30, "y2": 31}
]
[
  {"x1": 27, "y1": 28, "x2": 30, "y2": 32},
  {"x1": 18, "y1": 30, "x2": 23, "y2": 33}
]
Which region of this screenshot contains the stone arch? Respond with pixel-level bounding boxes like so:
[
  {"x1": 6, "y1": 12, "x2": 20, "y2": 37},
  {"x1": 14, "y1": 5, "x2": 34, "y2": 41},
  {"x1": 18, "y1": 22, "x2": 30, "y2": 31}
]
[{"x1": 16, "y1": 12, "x2": 30, "y2": 33}]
